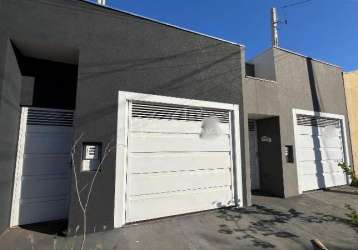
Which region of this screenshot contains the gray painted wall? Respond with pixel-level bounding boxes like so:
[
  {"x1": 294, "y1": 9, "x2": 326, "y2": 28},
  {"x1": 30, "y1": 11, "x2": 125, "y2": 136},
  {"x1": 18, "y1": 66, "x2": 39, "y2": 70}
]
[
  {"x1": 237, "y1": 48, "x2": 251, "y2": 207},
  {"x1": 0, "y1": 40, "x2": 22, "y2": 233},
  {"x1": 244, "y1": 77, "x2": 280, "y2": 116},
  {"x1": 20, "y1": 76, "x2": 35, "y2": 106},
  {"x1": 0, "y1": 0, "x2": 245, "y2": 234},
  {"x1": 249, "y1": 49, "x2": 276, "y2": 81},
  {"x1": 242, "y1": 76, "x2": 282, "y2": 197},
  {"x1": 274, "y1": 48, "x2": 352, "y2": 197}
]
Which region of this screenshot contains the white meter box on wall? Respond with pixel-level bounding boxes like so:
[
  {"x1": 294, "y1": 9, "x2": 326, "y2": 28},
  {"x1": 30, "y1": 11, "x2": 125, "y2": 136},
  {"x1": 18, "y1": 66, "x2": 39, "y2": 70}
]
[{"x1": 82, "y1": 143, "x2": 102, "y2": 171}]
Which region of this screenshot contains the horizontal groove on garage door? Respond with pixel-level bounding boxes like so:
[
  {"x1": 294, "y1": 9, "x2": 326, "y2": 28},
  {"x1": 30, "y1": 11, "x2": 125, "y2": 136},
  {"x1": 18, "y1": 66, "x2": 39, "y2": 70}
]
[
  {"x1": 296, "y1": 134, "x2": 342, "y2": 149},
  {"x1": 300, "y1": 173, "x2": 347, "y2": 190},
  {"x1": 128, "y1": 185, "x2": 232, "y2": 200},
  {"x1": 296, "y1": 114, "x2": 340, "y2": 127},
  {"x1": 296, "y1": 148, "x2": 343, "y2": 161},
  {"x1": 126, "y1": 186, "x2": 234, "y2": 223},
  {"x1": 130, "y1": 168, "x2": 229, "y2": 175},
  {"x1": 127, "y1": 168, "x2": 232, "y2": 196},
  {"x1": 129, "y1": 185, "x2": 232, "y2": 198},
  {"x1": 297, "y1": 160, "x2": 344, "y2": 174},
  {"x1": 27, "y1": 108, "x2": 74, "y2": 126},
  {"x1": 132, "y1": 101, "x2": 230, "y2": 123},
  {"x1": 129, "y1": 133, "x2": 231, "y2": 152},
  {"x1": 128, "y1": 152, "x2": 231, "y2": 174}
]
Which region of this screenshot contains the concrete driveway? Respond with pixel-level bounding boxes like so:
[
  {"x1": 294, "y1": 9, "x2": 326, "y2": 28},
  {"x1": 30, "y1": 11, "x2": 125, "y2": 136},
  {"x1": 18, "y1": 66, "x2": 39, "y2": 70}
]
[{"x1": 1, "y1": 186, "x2": 357, "y2": 250}]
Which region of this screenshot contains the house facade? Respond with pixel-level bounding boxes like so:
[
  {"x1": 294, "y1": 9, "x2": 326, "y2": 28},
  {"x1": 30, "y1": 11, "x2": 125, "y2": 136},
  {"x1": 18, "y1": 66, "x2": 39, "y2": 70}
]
[{"x1": 0, "y1": 0, "x2": 352, "y2": 234}]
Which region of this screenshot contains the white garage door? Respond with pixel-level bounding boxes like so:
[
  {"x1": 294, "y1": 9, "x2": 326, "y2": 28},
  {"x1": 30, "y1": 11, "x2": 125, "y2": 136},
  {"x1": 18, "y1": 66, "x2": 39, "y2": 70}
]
[
  {"x1": 11, "y1": 108, "x2": 73, "y2": 226},
  {"x1": 295, "y1": 114, "x2": 348, "y2": 192},
  {"x1": 125, "y1": 102, "x2": 235, "y2": 223}
]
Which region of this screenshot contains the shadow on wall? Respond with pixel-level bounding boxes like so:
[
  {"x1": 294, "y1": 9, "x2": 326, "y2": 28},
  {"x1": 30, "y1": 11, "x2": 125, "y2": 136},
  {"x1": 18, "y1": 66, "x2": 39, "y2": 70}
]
[
  {"x1": 79, "y1": 43, "x2": 239, "y2": 81},
  {"x1": 77, "y1": 43, "x2": 241, "y2": 97},
  {"x1": 312, "y1": 125, "x2": 326, "y2": 189},
  {"x1": 215, "y1": 204, "x2": 357, "y2": 249},
  {"x1": 306, "y1": 58, "x2": 323, "y2": 113},
  {"x1": 306, "y1": 58, "x2": 326, "y2": 190},
  {"x1": 76, "y1": 43, "x2": 241, "y2": 128}
]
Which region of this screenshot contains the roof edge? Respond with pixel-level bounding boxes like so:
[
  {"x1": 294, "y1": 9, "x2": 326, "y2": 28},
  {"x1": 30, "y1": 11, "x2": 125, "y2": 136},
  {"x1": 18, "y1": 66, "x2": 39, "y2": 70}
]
[
  {"x1": 81, "y1": 0, "x2": 245, "y2": 47},
  {"x1": 248, "y1": 46, "x2": 342, "y2": 69},
  {"x1": 273, "y1": 46, "x2": 341, "y2": 69}
]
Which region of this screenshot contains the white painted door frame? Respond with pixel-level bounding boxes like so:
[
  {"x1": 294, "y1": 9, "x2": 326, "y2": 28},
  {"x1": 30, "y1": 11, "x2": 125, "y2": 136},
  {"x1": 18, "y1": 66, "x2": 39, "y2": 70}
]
[
  {"x1": 10, "y1": 107, "x2": 28, "y2": 227},
  {"x1": 114, "y1": 91, "x2": 243, "y2": 228},
  {"x1": 292, "y1": 109, "x2": 350, "y2": 194}
]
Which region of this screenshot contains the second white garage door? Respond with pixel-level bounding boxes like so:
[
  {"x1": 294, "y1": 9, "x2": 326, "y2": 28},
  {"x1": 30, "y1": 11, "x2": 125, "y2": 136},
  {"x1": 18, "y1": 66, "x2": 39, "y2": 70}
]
[
  {"x1": 11, "y1": 108, "x2": 73, "y2": 226},
  {"x1": 295, "y1": 113, "x2": 348, "y2": 192},
  {"x1": 125, "y1": 101, "x2": 236, "y2": 223}
]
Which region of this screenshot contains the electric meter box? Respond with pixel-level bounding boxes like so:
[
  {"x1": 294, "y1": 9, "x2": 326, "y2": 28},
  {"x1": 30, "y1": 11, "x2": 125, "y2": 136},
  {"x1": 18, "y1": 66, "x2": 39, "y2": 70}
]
[{"x1": 82, "y1": 143, "x2": 102, "y2": 171}]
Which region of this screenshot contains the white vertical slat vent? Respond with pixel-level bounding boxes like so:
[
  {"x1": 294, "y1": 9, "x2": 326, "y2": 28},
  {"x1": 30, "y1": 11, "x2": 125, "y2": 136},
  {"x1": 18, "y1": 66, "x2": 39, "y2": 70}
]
[
  {"x1": 131, "y1": 102, "x2": 230, "y2": 123},
  {"x1": 296, "y1": 114, "x2": 340, "y2": 128},
  {"x1": 27, "y1": 108, "x2": 74, "y2": 126}
]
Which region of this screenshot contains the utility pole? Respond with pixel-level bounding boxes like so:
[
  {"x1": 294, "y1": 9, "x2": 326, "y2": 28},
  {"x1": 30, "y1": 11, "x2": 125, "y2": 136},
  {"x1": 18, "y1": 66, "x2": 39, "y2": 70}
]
[
  {"x1": 97, "y1": 0, "x2": 106, "y2": 6},
  {"x1": 271, "y1": 7, "x2": 279, "y2": 47}
]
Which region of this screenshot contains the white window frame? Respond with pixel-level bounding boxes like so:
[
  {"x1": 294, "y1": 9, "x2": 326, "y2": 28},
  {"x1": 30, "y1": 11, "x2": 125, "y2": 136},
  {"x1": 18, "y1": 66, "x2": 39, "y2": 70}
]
[
  {"x1": 292, "y1": 109, "x2": 351, "y2": 194},
  {"x1": 114, "y1": 91, "x2": 243, "y2": 228}
]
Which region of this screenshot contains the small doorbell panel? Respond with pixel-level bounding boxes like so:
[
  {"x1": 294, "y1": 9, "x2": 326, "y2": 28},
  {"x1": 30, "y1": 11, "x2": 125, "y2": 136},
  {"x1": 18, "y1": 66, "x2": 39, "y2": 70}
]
[{"x1": 82, "y1": 143, "x2": 102, "y2": 171}]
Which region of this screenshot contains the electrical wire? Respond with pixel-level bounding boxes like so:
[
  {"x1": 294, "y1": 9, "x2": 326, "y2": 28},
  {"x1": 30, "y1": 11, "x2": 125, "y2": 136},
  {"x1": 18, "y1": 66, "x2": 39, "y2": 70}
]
[{"x1": 281, "y1": 0, "x2": 314, "y2": 9}]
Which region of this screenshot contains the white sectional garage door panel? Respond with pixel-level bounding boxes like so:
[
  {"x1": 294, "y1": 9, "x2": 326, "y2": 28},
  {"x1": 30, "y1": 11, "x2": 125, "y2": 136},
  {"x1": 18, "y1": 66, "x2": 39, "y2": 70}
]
[
  {"x1": 295, "y1": 115, "x2": 347, "y2": 192},
  {"x1": 126, "y1": 103, "x2": 234, "y2": 223},
  {"x1": 17, "y1": 109, "x2": 73, "y2": 225}
]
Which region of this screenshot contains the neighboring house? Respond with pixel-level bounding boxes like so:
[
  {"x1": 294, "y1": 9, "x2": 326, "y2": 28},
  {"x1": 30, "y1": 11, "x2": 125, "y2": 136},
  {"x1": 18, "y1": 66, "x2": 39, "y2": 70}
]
[
  {"x1": 244, "y1": 48, "x2": 351, "y2": 197},
  {"x1": 0, "y1": 0, "x2": 352, "y2": 235},
  {"x1": 344, "y1": 70, "x2": 358, "y2": 178}
]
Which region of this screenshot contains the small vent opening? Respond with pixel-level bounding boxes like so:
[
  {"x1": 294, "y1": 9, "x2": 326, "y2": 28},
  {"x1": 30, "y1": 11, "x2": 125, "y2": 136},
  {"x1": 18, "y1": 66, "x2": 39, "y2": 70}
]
[
  {"x1": 248, "y1": 120, "x2": 257, "y2": 131},
  {"x1": 27, "y1": 108, "x2": 74, "y2": 126},
  {"x1": 131, "y1": 101, "x2": 230, "y2": 123},
  {"x1": 296, "y1": 114, "x2": 340, "y2": 128}
]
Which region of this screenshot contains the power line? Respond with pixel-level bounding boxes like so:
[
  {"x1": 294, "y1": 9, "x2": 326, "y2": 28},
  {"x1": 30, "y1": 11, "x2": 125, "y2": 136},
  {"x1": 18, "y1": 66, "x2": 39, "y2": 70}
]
[{"x1": 281, "y1": 0, "x2": 314, "y2": 9}]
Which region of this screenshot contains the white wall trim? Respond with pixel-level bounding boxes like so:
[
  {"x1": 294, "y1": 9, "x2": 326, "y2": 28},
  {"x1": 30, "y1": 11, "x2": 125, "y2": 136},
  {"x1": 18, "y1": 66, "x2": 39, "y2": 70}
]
[
  {"x1": 292, "y1": 110, "x2": 302, "y2": 194},
  {"x1": 113, "y1": 96, "x2": 129, "y2": 228},
  {"x1": 232, "y1": 105, "x2": 243, "y2": 206},
  {"x1": 245, "y1": 76, "x2": 277, "y2": 84},
  {"x1": 114, "y1": 91, "x2": 242, "y2": 228},
  {"x1": 116, "y1": 91, "x2": 236, "y2": 110},
  {"x1": 292, "y1": 109, "x2": 350, "y2": 194},
  {"x1": 10, "y1": 107, "x2": 28, "y2": 227}
]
